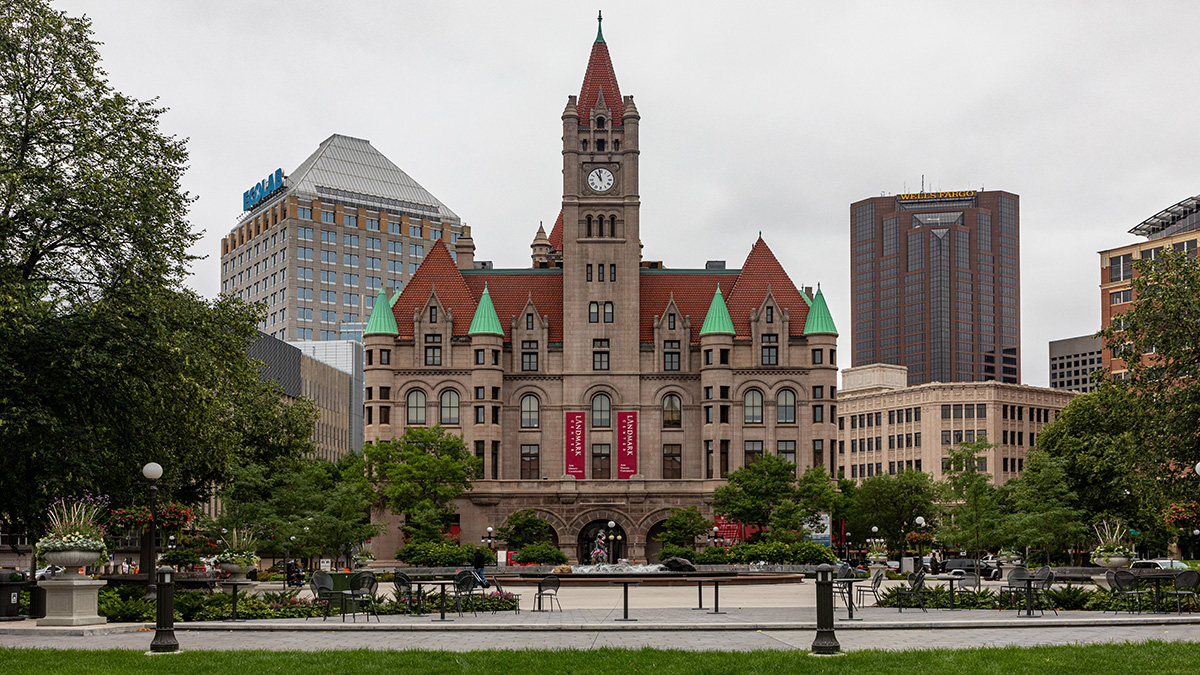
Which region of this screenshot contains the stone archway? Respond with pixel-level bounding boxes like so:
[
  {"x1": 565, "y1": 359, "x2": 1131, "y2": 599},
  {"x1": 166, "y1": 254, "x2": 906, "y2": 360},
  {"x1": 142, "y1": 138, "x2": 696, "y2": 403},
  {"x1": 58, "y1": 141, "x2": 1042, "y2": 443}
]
[
  {"x1": 645, "y1": 520, "x2": 669, "y2": 563},
  {"x1": 577, "y1": 519, "x2": 627, "y2": 564}
]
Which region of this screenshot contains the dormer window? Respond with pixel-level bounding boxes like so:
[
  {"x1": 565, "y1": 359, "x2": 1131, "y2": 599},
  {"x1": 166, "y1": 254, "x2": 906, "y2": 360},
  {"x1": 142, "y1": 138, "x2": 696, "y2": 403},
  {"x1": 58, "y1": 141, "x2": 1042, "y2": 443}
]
[
  {"x1": 596, "y1": 117, "x2": 606, "y2": 129},
  {"x1": 430, "y1": 306, "x2": 438, "y2": 323},
  {"x1": 766, "y1": 306, "x2": 773, "y2": 323}
]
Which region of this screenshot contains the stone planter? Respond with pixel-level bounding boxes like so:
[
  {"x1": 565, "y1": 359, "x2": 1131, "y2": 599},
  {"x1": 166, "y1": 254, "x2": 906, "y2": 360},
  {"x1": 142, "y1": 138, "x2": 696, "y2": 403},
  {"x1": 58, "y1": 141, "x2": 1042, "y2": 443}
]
[
  {"x1": 1091, "y1": 552, "x2": 1131, "y2": 569},
  {"x1": 219, "y1": 562, "x2": 252, "y2": 582},
  {"x1": 43, "y1": 549, "x2": 102, "y2": 576}
]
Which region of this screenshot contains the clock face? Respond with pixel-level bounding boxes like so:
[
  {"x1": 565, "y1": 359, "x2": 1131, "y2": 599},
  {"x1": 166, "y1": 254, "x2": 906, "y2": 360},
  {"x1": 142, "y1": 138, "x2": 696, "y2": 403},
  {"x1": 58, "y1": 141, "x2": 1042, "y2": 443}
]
[{"x1": 587, "y1": 168, "x2": 615, "y2": 193}]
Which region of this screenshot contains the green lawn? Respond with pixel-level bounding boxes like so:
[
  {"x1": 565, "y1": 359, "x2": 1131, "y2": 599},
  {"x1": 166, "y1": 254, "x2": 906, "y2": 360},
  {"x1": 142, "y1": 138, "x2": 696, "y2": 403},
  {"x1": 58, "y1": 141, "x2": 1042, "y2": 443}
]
[{"x1": 2, "y1": 643, "x2": 1198, "y2": 674}]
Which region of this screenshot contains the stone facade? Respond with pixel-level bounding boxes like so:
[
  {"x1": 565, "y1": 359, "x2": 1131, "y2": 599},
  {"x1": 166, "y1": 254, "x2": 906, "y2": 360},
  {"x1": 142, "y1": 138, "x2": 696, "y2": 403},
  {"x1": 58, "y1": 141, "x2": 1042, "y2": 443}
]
[{"x1": 363, "y1": 20, "x2": 839, "y2": 564}]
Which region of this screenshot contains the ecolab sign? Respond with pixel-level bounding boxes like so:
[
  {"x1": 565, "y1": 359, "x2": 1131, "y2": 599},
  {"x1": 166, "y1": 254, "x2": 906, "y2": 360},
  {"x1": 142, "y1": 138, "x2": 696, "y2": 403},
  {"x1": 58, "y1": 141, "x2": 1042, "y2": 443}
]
[{"x1": 243, "y1": 168, "x2": 284, "y2": 211}]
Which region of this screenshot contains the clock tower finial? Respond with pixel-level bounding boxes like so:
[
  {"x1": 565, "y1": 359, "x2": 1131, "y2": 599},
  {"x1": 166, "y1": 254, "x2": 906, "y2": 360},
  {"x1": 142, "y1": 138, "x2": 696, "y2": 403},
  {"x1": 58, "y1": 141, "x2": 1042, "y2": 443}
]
[{"x1": 596, "y1": 10, "x2": 604, "y2": 43}]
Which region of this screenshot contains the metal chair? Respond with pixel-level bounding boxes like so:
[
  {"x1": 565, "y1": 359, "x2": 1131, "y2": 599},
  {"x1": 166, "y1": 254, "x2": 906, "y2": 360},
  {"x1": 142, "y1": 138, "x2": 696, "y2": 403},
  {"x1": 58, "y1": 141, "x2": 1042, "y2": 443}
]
[
  {"x1": 1112, "y1": 570, "x2": 1151, "y2": 614},
  {"x1": 534, "y1": 574, "x2": 562, "y2": 612},
  {"x1": 896, "y1": 571, "x2": 928, "y2": 612},
  {"x1": 1162, "y1": 570, "x2": 1199, "y2": 613},
  {"x1": 392, "y1": 571, "x2": 423, "y2": 614},
  {"x1": 1029, "y1": 571, "x2": 1058, "y2": 616},
  {"x1": 490, "y1": 576, "x2": 521, "y2": 614},
  {"x1": 856, "y1": 569, "x2": 885, "y2": 607},
  {"x1": 346, "y1": 571, "x2": 380, "y2": 623},
  {"x1": 999, "y1": 567, "x2": 1030, "y2": 607},
  {"x1": 305, "y1": 570, "x2": 344, "y2": 621},
  {"x1": 957, "y1": 572, "x2": 979, "y2": 592},
  {"x1": 451, "y1": 570, "x2": 479, "y2": 616}
]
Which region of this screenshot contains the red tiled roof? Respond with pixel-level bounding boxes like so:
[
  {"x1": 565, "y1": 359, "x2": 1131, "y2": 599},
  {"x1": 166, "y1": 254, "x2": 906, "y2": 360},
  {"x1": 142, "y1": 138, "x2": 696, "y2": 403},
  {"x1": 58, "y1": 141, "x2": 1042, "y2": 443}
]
[
  {"x1": 725, "y1": 238, "x2": 810, "y2": 338},
  {"x1": 392, "y1": 239, "x2": 478, "y2": 338},
  {"x1": 578, "y1": 40, "x2": 623, "y2": 127},
  {"x1": 548, "y1": 209, "x2": 563, "y2": 252},
  {"x1": 463, "y1": 274, "x2": 564, "y2": 342},
  {"x1": 639, "y1": 274, "x2": 726, "y2": 344}
]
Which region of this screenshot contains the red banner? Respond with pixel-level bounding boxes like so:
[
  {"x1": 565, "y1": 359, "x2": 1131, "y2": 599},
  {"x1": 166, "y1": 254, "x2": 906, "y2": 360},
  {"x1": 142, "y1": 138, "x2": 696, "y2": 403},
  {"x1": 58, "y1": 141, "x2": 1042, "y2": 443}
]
[
  {"x1": 564, "y1": 412, "x2": 586, "y2": 479},
  {"x1": 617, "y1": 411, "x2": 638, "y2": 479}
]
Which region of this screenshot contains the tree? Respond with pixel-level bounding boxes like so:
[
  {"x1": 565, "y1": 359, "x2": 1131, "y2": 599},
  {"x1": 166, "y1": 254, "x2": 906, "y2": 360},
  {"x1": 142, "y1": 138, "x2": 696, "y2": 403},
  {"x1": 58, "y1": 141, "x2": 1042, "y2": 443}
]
[
  {"x1": 0, "y1": 1, "x2": 314, "y2": 556},
  {"x1": 852, "y1": 470, "x2": 939, "y2": 553},
  {"x1": 363, "y1": 426, "x2": 480, "y2": 543},
  {"x1": 937, "y1": 441, "x2": 1002, "y2": 559},
  {"x1": 1, "y1": 0, "x2": 194, "y2": 307},
  {"x1": 653, "y1": 506, "x2": 712, "y2": 549},
  {"x1": 498, "y1": 509, "x2": 553, "y2": 550},
  {"x1": 712, "y1": 457, "x2": 833, "y2": 539},
  {"x1": 1097, "y1": 248, "x2": 1200, "y2": 503},
  {"x1": 1035, "y1": 384, "x2": 1173, "y2": 550},
  {"x1": 999, "y1": 450, "x2": 1088, "y2": 563},
  {"x1": 712, "y1": 454, "x2": 799, "y2": 536}
]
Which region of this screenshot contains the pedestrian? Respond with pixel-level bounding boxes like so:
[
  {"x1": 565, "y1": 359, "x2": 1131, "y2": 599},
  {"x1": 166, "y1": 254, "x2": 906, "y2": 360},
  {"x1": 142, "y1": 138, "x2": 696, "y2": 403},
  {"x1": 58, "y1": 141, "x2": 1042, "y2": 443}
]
[{"x1": 471, "y1": 549, "x2": 490, "y2": 589}]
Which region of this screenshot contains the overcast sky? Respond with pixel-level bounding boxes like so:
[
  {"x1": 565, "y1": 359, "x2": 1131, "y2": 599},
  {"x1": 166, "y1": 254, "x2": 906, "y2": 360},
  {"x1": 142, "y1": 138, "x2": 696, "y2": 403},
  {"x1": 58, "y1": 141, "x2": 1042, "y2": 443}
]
[{"x1": 56, "y1": 1, "x2": 1200, "y2": 387}]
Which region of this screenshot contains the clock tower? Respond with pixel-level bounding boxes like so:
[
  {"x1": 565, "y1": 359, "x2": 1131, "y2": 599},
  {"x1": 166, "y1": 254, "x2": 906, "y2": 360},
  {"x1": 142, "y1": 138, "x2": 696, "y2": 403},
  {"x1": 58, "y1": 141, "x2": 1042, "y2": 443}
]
[{"x1": 561, "y1": 13, "x2": 641, "y2": 382}]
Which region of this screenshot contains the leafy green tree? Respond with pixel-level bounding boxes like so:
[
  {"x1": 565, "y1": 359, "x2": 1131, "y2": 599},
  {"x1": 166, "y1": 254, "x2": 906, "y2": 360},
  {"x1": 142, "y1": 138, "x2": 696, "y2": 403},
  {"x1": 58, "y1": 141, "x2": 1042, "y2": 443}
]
[
  {"x1": 363, "y1": 426, "x2": 480, "y2": 544},
  {"x1": 937, "y1": 440, "x2": 1002, "y2": 559},
  {"x1": 1096, "y1": 248, "x2": 1200, "y2": 506},
  {"x1": 999, "y1": 451, "x2": 1088, "y2": 563},
  {"x1": 653, "y1": 506, "x2": 712, "y2": 549},
  {"x1": 1, "y1": 0, "x2": 194, "y2": 307},
  {"x1": 713, "y1": 457, "x2": 833, "y2": 539},
  {"x1": 0, "y1": 1, "x2": 314, "y2": 558},
  {"x1": 497, "y1": 509, "x2": 553, "y2": 550},
  {"x1": 1035, "y1": 384, "x2": 1172, "y2": 550},
  {"x1": 852, "y1": 470, "x2": 939, "y2": 553}
]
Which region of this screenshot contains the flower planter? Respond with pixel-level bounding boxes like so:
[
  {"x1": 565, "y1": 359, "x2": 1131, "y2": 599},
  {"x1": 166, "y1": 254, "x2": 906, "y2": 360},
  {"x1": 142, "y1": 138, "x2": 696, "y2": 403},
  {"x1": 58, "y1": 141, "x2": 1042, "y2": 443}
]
[
  {"x1": 43, "y1": 549, "x2": 102, "y2": 576},
  {"x1": 1091, "y1": 552, "x2": 1131, "y2": 569},
  {"x1": 219, "y1": 563, "x2": 252, "y2": 582}
]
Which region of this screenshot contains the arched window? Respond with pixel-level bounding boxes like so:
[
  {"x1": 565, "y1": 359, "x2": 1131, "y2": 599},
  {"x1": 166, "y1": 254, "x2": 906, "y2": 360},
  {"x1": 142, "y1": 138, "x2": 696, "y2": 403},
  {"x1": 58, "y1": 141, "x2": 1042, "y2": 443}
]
[
  {"x1": 586, "y1": 214, "x2": 594, "y2": 238},
  {"x1": 596, "y1": 117, "x2": 606, "y2": 129},
  {"x1": 592, "y1": 394, "x2": 611, "y2": 428},
  {"x1": 521, "y1": 395, "x2": 540, "y2": 429},
  {"x1": 603, "y1": 302, "x2": 614, "y2": 323},
  {"x1": 777, "y1": 389, "x2": 796, "y2": 424},
  {"x1": 407, "y1": 390, "x2": 427, "y2": 425},
  {"x1": 744, "y1": 390, "x2": 763, "y2": 424},
  {"x1": 663, "y1": 394, "x2": 682, "y2": 429},
  {"x1": 589, "y1": 301, "x2": 599, "y2": 323},
  {"x1": 440, "y1": 390, "x2": 460, "y2": 425}
]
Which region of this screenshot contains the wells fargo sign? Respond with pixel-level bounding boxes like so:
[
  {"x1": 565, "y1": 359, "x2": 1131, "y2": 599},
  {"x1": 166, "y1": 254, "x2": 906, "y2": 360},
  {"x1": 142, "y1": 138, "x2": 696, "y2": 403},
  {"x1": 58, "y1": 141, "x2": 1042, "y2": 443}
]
[{"x1": 896, "y1": 191, "x2": 976, "y2": 201}]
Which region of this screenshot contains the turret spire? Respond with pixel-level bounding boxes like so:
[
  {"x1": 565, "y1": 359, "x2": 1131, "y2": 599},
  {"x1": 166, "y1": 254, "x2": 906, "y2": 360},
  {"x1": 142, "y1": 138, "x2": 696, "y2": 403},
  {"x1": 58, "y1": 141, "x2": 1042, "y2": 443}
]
[{"x1": 596, "y1": 10, "x2": 604, "y2": 43}]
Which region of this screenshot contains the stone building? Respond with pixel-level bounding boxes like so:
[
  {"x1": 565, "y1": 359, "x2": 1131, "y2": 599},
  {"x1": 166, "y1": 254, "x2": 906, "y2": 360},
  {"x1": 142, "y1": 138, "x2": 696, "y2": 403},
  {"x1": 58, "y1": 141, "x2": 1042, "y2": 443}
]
[
  {"x1": 362, "y1": 17, "x2": 839, "y2": 564},
  {"x1": 837, "y1": 364, "x2": 1075, "y2": 486}
]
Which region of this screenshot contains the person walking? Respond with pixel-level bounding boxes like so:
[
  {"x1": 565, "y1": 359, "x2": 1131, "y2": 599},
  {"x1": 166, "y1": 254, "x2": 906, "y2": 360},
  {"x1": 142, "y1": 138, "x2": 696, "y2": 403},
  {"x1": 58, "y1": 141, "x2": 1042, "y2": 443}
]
[{"x1": 471, "y1": 549, "x2": 490, "y2": 589}]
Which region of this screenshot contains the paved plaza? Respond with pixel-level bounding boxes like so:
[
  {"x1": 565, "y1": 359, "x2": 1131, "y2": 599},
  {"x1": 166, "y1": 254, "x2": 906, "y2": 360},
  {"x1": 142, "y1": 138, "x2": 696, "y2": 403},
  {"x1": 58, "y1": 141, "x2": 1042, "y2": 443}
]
[{"x1": 3, "y1": 580, "x2": 1200, "y2": 653}]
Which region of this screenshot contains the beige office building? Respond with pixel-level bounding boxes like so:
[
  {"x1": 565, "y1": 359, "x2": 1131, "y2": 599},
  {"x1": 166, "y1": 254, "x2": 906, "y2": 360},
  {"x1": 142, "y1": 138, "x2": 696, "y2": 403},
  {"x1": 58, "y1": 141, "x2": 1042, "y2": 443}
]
[{"x1": 837, "y1": 364, "x2": 1075, "y2": 485}]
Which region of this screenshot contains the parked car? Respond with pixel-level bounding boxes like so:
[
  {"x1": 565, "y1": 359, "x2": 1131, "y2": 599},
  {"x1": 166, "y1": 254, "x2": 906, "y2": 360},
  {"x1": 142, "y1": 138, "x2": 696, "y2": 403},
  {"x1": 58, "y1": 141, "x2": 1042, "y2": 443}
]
[
  {"x1": 1130, "y1": 559, "x2": 1191, "y2": 570},
  {"x1": 942, "y1": 558, "x2": 1002, "y2": 580},
  {"x1": 885, "y1": 560, "x2": 900, "y2": 572},
  {"x1": 979, "y1": 554, "x2": 1022, "y2": 567},
  {"x1": 35, "y1": 565, "x2": 63, "y2": 580}
]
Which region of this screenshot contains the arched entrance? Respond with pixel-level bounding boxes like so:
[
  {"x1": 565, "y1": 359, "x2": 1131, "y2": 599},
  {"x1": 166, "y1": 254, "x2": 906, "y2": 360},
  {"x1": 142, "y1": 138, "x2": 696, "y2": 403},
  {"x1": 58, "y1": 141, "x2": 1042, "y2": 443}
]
[
  {"x1": 577, "y1": 519, "x2": 627, "y2": 564},
  {"x1": 645, "y1": 520, "x2": 668, "y2": 563}
]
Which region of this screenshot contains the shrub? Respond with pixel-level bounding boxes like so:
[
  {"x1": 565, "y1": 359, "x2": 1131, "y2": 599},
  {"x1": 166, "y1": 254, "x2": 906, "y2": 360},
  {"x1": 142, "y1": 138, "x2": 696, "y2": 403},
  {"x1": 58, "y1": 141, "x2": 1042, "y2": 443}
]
[
  {"x1": 789, "y1": 541, "x2": 837, "y2": 565},
  {"x1": 1044, "y1": 583, "x2": 1092, "y2": 611},
  {"x1": 395, "y1": 540, "x2": 476, "y2": 567},
  {"x1": 516, "y1": 542, "x2": 567, "y2": 565},
  {"x1": 727, "y1": 541, "x2": 791, "y2": 564},
  {"x1": 694, "y1": 547, "x2": 728, "y2": 565},
  {"x1": 158, "y1": 549, "x2": 200, "y2": 567},
  {"x1": 656, "y1": 544, "x2": 695, "y2": 563}
]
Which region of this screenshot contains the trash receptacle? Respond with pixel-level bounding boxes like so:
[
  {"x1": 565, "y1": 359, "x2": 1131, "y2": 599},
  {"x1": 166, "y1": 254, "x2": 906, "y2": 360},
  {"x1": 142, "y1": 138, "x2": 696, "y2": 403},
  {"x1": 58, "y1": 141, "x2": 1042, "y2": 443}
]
[
  {"x1": 0, "y1": 580, "x2": 25, "y2": 620},
  {"x1": 29, "y1": 583, "x2": 46, "y2": 619}
]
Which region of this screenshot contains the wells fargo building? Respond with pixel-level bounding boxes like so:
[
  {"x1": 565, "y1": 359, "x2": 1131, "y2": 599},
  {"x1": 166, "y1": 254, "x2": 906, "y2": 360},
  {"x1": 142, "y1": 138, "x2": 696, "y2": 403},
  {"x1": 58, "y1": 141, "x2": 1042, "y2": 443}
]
[
  {"x1": 849, "y1": 190, "x2": 1021, "y2": 387},
  {"x1": 363, "y1": 20, "x2": 839, "y2": 563}
]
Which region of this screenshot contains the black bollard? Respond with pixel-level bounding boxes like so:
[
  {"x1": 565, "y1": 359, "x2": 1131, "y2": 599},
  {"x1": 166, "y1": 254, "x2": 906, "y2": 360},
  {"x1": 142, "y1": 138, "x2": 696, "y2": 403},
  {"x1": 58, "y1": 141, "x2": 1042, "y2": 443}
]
[
  {"x1": 810, "y1": 563, "x2": 842, "y2": 656},
  {"x1": 149, "y1": 566, "x2": 179, "y2": 654}
]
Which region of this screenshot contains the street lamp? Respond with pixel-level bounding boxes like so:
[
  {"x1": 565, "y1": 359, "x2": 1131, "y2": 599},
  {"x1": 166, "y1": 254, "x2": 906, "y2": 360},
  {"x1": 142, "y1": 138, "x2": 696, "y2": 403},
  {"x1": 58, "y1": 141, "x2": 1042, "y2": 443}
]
[
  {"x1": 844, "y1": 532, "x2": 852, "y2": 562},
  {"x1": 141, "y1": 462, "x2": 163, "y2": 599},
  {"x1": 914, "y1": 516, "x2": 926, "y2": 573},
  {"x1": 606, "y1": 521, "x2": 621, "y2": 563},
  {"x1": 481, "y1": 526, "x2": 496, "y2": 549}
]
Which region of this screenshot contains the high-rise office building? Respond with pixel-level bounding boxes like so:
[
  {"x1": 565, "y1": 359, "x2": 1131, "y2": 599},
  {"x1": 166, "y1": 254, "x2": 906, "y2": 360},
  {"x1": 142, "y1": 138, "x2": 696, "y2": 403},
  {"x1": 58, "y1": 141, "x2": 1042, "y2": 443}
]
[
  {"x1": 219, "y1": 134, "x2": 466, "y2": 342},
  {"x1": 1049, "y1": 334, "x2": 1102, "y2": 393},
  {"x1": 850, "y1": 190, "x2": 1021, "y2": 386}
]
